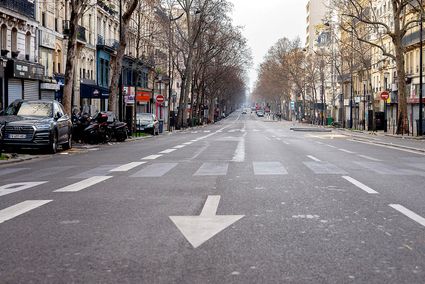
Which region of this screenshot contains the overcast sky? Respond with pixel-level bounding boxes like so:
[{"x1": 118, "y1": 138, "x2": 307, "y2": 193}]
[{"x1": 228, "y1": 0, "x2": 308, "y2": 92}]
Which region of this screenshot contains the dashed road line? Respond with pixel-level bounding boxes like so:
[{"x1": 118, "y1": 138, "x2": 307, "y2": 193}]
[
  {"x1": 389, "y1": 204, "x2": 425, "y2": 227},
  {"x1": 357, "y1": 154, "x2": 381, "y2": 162},
  {"x1": 159, "y1": 149, "x2": 177, "y2": 154},
  {"x1": 110, "y1": 162, "x2": 146, "y2": 172},
  {"x1": 183, "y1": 142, "x2": 193, "y2": 145},
  {"x1": 173, "y1": 145, "x2": 186, "y2": 149},
  {"x1": 338, "y1": 148, "x2": 355, "y2": 154},
  {"x1": 349, "y1": 139, "x2": 425, "y2": 156},
  {"x1": 0, "y1": 200, "x2": 52, "y2": 224},
  {"x1": 342, "y1": 176, "x2": 379, "y2": 194},
  {"x1": 0, "y1": 182, "x2": 48, "y2": 197},
  {"x1": 54, "y1": 176, "x2": 112, "y2": 192},
  {"x1": 142, "y1": 154, "x2": 163, "y2": 160},
  {"x1": 307, "y1": 155, "x2": 321, "y2": 162}
]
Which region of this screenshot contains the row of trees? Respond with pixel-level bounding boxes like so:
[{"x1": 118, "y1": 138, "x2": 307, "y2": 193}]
[
  {"x1": 254, "y1": 0, "x2": 424, "y2": 134},
  {"x1": 62, "y1": 0, "x2": 251, "y2": 130}
]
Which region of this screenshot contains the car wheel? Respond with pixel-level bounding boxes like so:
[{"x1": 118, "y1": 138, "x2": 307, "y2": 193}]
[
  {"x1": 49, "y1": 132, "x2": 58, "y2": 154},
  {"x1": 63, "y1": 133, "x2": 72, "y2": 150}
]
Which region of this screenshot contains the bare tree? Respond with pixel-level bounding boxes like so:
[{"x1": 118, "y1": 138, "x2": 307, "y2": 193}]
[
  {"x1": 63, "y1": 0, "x2": 90, "y2": 115},
  {"x1": 334, "y1": 0, "x2": 424, "y2": 134},
  {"x1": 108, "y1": 0, "x2": 140, "y2": 114}
]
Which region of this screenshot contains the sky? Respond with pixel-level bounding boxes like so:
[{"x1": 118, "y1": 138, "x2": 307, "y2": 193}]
[{"x1": 228, "y1": 0, "x2": 308, "y2": 92}]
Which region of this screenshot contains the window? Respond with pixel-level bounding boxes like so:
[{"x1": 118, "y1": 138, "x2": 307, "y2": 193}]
[
  {"x1": 42, "y1": 12, "x2": 46, "y2": 27},
  {"x1": 11, "y1": 28, "x2": 17, "y2": 52},
  {"x1": 25, "y1": 32, "x2": 31, "y2": 58},
  {"x1": 0, "y1": 25, "x2": 7, "y2": 50}
]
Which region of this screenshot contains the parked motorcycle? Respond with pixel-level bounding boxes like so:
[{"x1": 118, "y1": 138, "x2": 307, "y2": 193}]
[
  {"x1": 72, "y1": 110, "x2": 92, "y2": 143},
  {"x1": 83, "y1": 112, "x2": 112, "y2": 144}
]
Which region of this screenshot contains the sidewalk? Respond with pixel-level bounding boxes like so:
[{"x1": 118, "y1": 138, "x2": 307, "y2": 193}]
[{"x1": 280, "y1": 119, "x2": 425, "y2": 153}]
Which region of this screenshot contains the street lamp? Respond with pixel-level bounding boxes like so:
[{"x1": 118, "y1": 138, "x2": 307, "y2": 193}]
[
  {"x1": 363, "y1": 79, "x2": 367, "y2": 130},
  {"x1": 419, "y1": 0, "x2": 423, "y2": 136}
]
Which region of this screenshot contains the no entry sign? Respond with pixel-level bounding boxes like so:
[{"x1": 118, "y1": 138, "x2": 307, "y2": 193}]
[
  {"x1": 380, "y1": 91, "x2": 389, "y2": 100},
  {"x1": 156, "y1": 95, "x2": 165, "y2": 103}
]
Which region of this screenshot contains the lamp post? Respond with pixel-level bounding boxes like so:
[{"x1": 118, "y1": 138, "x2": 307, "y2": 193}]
[{"x1": 363, "y1": 79, "x2": 367, "y2": 130}]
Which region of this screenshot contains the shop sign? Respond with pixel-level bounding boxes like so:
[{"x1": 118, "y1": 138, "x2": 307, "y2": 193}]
[
  {"x1": 39, "y1": 30, "x2": 55, "y2": 49},
  {"x1": 40, "y1": 82, "x2": 60, "y2": 90},
  {"x1": 10, "y1": 60, "x2": 44, "y2": 80},
  {"x1": 136, "y1": 87, "x2": 151, "y2": 102}
]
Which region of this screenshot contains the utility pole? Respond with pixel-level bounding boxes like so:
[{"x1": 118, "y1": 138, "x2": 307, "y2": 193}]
[{"x1": 118, "y1": 0, "x2": 123, "y2": 121}]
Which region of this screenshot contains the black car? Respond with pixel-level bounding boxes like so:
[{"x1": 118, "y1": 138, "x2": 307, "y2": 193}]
[{"x1": 0, "y1": 100, "x2": 72, "y2": 153}]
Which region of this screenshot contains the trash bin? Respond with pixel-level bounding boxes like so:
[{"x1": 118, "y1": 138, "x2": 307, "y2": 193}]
[
  {"x1": 159, "y1": 120, "x2": 164, "y2": 134},
  {"x1": 327, "y1": 117, "x2": 334, "y2": 126}
]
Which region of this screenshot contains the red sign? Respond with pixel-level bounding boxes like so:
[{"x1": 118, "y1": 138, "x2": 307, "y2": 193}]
[
  {"x1": 156, "y1": 95, "x2": 165, "y2": 103},
  {"x1": 380, "y1": 91, "x2": 389, "y2": 100}
]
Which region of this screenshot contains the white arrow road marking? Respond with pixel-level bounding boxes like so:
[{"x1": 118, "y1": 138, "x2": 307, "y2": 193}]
[
  {"x1": 342, "y1": 176, "x2": 379, "y2": 194},
  {"x1": 159, "y1": 149, "x2": 177, "y2": 154},
  {"x1": 389, "y1": 204, "x2": 425, "y2": 227},
  {"x1": 110, "y1": 162, "x2": 146, "y2": 172},
  {"x1": 142, "y1": 154, "x2": 162, "y2": 160},
  {"x1": 0, "y1": 181, "x2": 47, "y2": 197},
  {"x1": 170, "y1": 195, "x2": 244, "y2": 248},
  {"x1": 0, "y1": 200, "x2": 52, "y2": 224},
  {"x1": 54, "y1": 176, "x2": 112, "y2": 192}
]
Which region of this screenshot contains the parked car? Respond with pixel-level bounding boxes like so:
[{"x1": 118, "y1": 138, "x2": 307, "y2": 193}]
[
  {"x1": 256, "y1": 110, "x2": 265, "y2": 117},
  {"x1": 0, "y1": 99, "x2": 72, "y2": 153},
  {"x1": 136, "y1": 113, "x2": 159, "y2": 135}
]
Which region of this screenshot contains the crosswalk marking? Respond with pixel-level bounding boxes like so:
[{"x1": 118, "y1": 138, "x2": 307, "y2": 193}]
[
  {"x1": 71, "y1": 165, "x2": 119, "y2": 178},
  {"x1": 54, "y1": 176, "x2": 112, "y2": 192},
  {"x1": 110, "y1": 162, "x2": 146, "y2": 172},
  {"x1": 159, "y1": 149, "x2": 177, "y2": 154},
  {"x1": 304, "y1": 161, "x2": 347, "y2": 174},
  {"x1": 142, "y1": 154, "x2": 162, "y2": 160},
  {"x1": 131, "y1": 163, "x2": 178, "y2": 177},
  {"x1": 253, "y1": 162, "x2": 287, "y2": 175},
  {"x1": 194, "y1": 163, "x2": 229, "y2": 176},
  {"x1": 0, "y1": 181, "x2": 48, "y2": 197},
  {"x1": 0, "y1": 200, "x2": 52, "y2": 224}
]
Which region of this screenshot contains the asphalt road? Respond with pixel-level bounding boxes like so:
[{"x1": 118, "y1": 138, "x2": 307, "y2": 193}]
[{"x1": 1, "y1": 111, "x2": 425, "y2": 283}]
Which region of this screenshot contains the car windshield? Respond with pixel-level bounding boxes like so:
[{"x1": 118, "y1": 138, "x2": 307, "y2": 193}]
[
  {"x1": 17, "y1": 102, "x2": 52, "y2": 117},
  {"x1": 137, "y1": 114, "x2": 152, "y2": 121}
]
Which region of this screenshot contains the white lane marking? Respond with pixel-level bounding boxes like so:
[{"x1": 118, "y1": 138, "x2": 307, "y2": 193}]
[
  {"x1": 349, "y1": 139, "x2": 425, "y2": 156},
  {"x1": 0, "y1": 182, "x2": 47, "y2": 197},
  {"x1": 54, "y1": 176, "x2": 112, "y2": 192},
  {"x1": 253, "y1": 129, "x2": 260, "y2": 132},
  {"x1": 342, "y1": 176, "x2": 379, "y2": 194},
  {"x1": 173, "y1": 145, "x2": 186, "y2": 149},
  {"x1": 131, "y1": 163, "x2": 178, "y2": 177},
  {"x1": 276, "y1": 138, "x2": 281, "y2": 141},
  {"x1": 110, "y1": 162, "x2": 146, "y2": 172},
  {"x1": 283, "y1": 141, "x2": 290, "y2": 145},
  {"x1": 307, "y1": 155, "x2": 321, "y2": 162},
  {"x1": 159, "y1": 148, "x2": 177, "y2": 154},
  {"x1": 232, "y1": 133, "x2": 246, "y2": 162},
  {"x1": 142, "y1": 154, "x2": 162, "y2": 160},
  {"x1": 338, "y1": 148, "x2": 355, "y2": 154},
  {"x1": 0, "y1": 200, "x2": 52, "y2": 224},
  {"x1": 191, "y1": 140, "x2": 198, "y2": 142},
  {"x1": 265, "y1": 137, "x2": 271, "y2": 141},
  {"x1": 183, "y1": 142, "x2": 193, "y2": 145},
  {"x1": 389, "y1": 204, "x2": 425, "y2": 227},
  {"x1": 204, "y1": 130, "x2": 211, "y2": 133},
  {"x1": 315, "y1": 141, "x2": 324, "y2": 145},
  {"x1": 326, "y1": 144, "x2": 337, "y2": 148},
  {"x1": 358, "y1": 154, "x2": 382, "y2": 162},
  {"x1": 200, "y1": 195, "x2": 221, "y2": 217}
]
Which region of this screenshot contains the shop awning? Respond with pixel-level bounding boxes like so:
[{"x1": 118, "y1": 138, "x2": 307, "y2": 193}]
[{"x1": 80, "y1": 83, "x2": 109, "y2": 99}]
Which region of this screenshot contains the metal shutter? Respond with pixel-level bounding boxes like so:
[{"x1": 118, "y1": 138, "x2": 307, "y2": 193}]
[
  {"x1": 40, "y1": 90, "x2": 55, "y2": 101},
  {"x1": 24, "y1": 80, "x2": 39, "y2": 100},
  {"x1": 8, "y1": 79, "x2": 22, "y2": 103}
]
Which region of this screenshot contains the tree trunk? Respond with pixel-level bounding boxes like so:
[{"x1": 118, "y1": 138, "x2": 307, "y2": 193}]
[
  {"x1": 63, "y1": 5, "x2": 81, "y2": 116},
  {"x1": 108, "y1": 0, "x2": 139, "y2": 114}
]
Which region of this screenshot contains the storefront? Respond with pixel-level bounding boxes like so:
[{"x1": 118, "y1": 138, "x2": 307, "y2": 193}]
[
  {"x1": 80, "y1": 81, "x2": 109, "y2": 114},
  {"x1": 4, "y1": 59, "x2": 44, "y2": 106}
]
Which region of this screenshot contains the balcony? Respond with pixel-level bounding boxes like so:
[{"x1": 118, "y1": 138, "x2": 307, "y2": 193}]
[
  {"x1": 97, "y1": 35, "x2": 119, "y2": 54},
  {"x1": 402, "y1": 29, "x2": 425, "y2": 49},
  {"x1": 62, "y1": 21, "x2": 86, "y2": 44}
]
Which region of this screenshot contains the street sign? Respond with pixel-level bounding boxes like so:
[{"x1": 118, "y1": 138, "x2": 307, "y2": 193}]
[
  {"x1": 380, "y1": 91, "x2": 390, "y2": 100},
  {"x1": 156, "y1": 95, "x2": 165, "y2": 103},
  {"x1": 169, "y1": 195, "x2": 244, "y2": 248}
]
